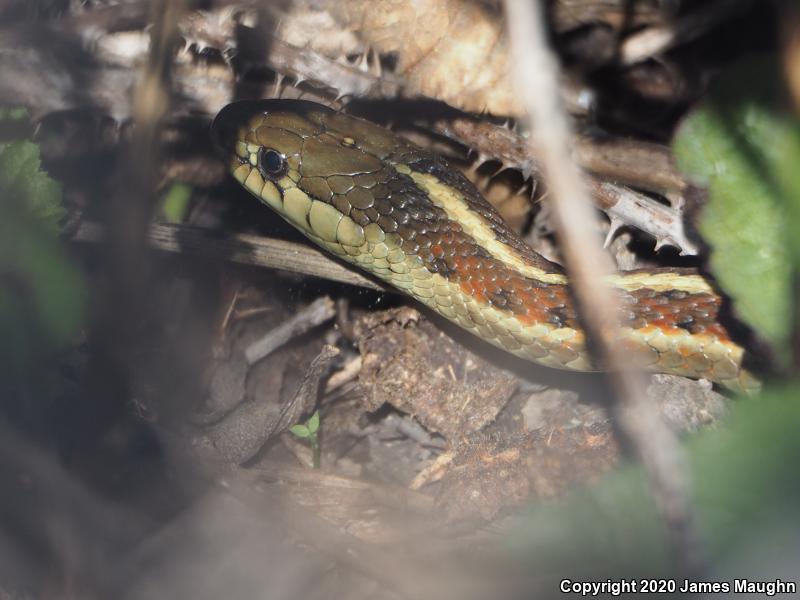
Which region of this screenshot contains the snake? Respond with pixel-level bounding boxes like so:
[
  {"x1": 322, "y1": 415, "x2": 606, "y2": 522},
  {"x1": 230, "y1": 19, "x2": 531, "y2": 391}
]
[{"x1": 212, "y1": 99, "x2": 759, "y2": 393}]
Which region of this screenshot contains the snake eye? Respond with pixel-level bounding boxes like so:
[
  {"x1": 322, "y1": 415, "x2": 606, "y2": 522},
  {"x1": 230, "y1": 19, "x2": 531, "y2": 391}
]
[{"x1": 258, "y1": 148, "x2": 287, "y2": 179}]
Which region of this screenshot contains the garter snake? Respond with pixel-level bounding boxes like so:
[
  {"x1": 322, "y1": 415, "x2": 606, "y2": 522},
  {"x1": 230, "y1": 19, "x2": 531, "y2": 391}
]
[{"x1": 212, "y1": 99, "x2": 758, "y2": 392}]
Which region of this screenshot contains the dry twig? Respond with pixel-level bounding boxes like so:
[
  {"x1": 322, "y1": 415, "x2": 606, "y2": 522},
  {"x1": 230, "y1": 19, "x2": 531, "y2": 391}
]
[
  {"x1": 69, "y1": 220, "x2": 386, "y2": 292},
  {"x1": 244, "y1": 297, "x2": 336, "y2": 365},
  {"x1": 436, "y1": 117, "x2": 698, "y2": 254}
]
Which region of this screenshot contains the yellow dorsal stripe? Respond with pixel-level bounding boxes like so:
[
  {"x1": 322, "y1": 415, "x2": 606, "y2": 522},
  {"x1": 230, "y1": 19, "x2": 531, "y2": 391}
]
[{"x1": 408, "y1": 171, "x2": 715, "y2": 295}]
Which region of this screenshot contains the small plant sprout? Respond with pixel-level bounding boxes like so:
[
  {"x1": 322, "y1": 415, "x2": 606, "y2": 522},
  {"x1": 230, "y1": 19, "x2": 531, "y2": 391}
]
[{"x1": 289, "y1": 410, "x2": 321, "y2": 468}]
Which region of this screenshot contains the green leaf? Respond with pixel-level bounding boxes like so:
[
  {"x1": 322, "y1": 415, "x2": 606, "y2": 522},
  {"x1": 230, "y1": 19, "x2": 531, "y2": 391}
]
[
  {"x1": 0, "y1": 141, "x2": 63, "y2": 229},
  {"x1": 0, "y1": 107, "x2": 29, "y2": 122},
  {"x1": 307, "y1": 410, "x2": 320, "y2": 434},
  {"x1": 776, "y1": 125, "x2": 800, "y2": 264},
  {"x1": 0, "y1": 139, "x2": 85, "y2": 373},
  {"x1": 290, "y1": 424, "x2": 310, "y2": 438},
  {"x1": 673, "y1": 57, "x2": 796, "y2": 358},
  {"x1": 161, "y1": 182, "x2": 193, "y2": 223}
]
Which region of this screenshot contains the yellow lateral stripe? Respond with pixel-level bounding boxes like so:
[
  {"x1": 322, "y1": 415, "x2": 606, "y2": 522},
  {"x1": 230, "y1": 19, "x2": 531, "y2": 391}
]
[{"x1": 607, "y1": 272, "x2": 715, "y2": 294}]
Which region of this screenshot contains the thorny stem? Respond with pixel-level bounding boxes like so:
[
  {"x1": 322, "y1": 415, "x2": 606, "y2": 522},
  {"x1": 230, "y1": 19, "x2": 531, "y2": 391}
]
[{"x1": 503, "y1": 0, "x2": 705, "y2": 576}]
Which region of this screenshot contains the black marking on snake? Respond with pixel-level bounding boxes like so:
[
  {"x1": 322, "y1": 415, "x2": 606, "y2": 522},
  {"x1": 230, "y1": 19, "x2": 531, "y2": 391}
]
[
  {"x1": 548, "y1": 305, "x2": 571, "y2": 327},
  {"x1": 676, "y1": 316, "x2": 699, "y2": 333}
]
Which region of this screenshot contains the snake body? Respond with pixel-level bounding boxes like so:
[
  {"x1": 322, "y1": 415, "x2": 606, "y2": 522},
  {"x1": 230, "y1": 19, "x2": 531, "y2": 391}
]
[{"x1": 212, "y1": 99, "x2": 757, "y2": 392}]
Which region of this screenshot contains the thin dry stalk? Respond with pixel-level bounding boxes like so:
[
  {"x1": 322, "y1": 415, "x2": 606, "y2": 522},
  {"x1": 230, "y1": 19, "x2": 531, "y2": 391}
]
[
  {"x1": 83, "y1": 0, "x2": 190, "y2": 427},
  {"x1": 502, "y1": 0, "x2": 704, "y2": 575},
  {"x1": 69, "y1": 220, "x2": 386, "y2": 292}
]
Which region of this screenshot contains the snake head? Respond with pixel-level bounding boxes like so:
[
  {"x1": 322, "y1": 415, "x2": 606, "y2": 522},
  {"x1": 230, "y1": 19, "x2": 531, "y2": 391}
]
[
  {"x1": 211, "y1": 99, "x2": 407, "y2": 249},
  {"x1": 212, "y1": 98, "x2": 394, "y2": 205}
]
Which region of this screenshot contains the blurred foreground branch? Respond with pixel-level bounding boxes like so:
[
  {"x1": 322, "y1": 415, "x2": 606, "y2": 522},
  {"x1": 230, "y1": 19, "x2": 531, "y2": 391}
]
[{"x1": 503, "y1": 0, "x2": 703, "y2": 575}]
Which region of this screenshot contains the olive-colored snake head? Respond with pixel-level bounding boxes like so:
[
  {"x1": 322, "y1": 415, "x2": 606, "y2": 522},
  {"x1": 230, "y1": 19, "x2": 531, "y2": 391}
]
[
  {"x1": 211, "y1": 99, "x2": 411, "y2": 247},
  {"x1": 212, "y1": 100, "x2": 422, "y2": 255}
]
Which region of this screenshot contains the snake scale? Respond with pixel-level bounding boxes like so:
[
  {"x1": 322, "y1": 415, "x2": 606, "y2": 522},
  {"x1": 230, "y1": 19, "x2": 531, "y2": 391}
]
[{"x1": 212, "y1": 99, "x2": 758, "y2": 392}]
